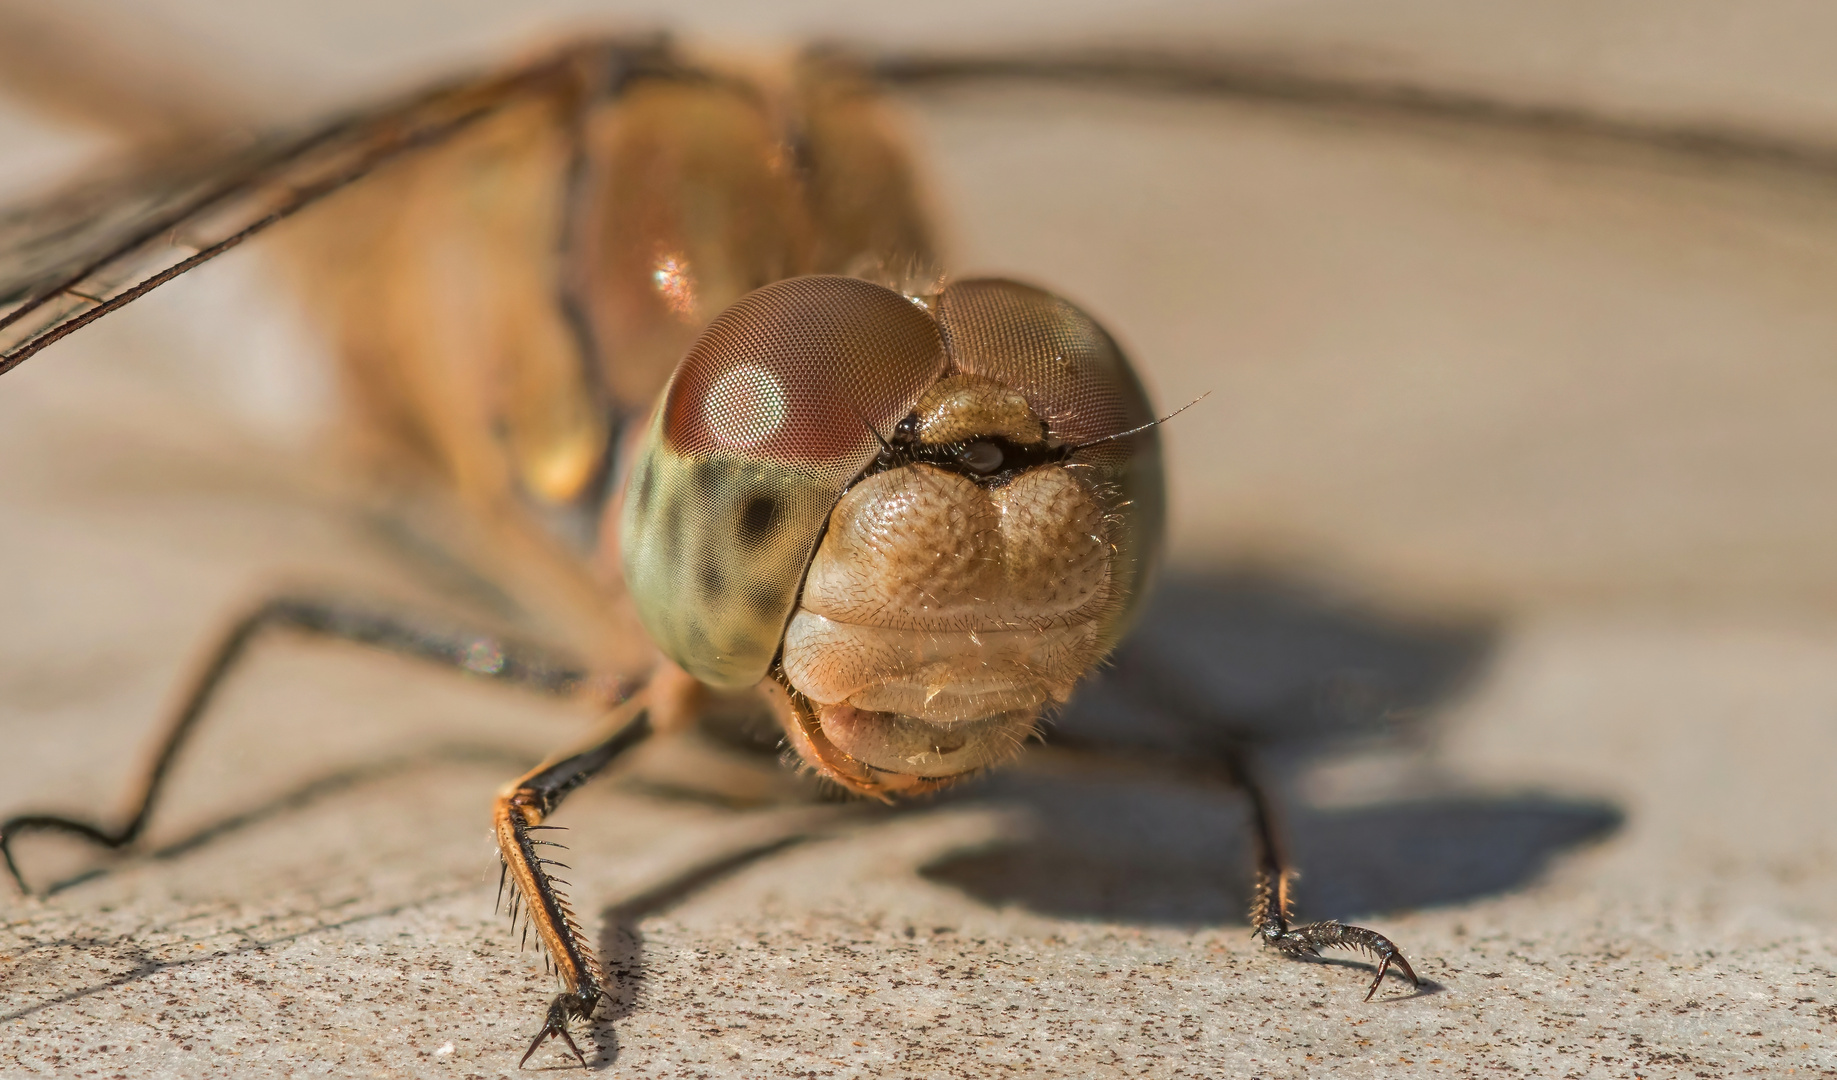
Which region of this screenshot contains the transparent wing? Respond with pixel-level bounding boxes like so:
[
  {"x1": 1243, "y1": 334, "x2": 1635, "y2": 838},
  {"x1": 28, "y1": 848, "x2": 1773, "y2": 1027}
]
[
  {"x1": 863, "y1": 45, "x2": 1837, "y2": 176},
  {"x1": 0, "y1": 38, "x2": 645, "y2": 377},
  {"x1": 854, "y1": 41, "x2": 1837, "y2": 614},
  {"x1": 15, "y1": 41, "x2": 1828, "y2": 382},
  {"x1": 4, "y1": 35, "x2": 1832, "y2": 612}
]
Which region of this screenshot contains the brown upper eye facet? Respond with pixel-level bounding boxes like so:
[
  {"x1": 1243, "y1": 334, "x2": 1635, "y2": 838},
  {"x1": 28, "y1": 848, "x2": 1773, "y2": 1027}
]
[{"x1": 661, "y1": 275, "x2": 945, "y2": 486}]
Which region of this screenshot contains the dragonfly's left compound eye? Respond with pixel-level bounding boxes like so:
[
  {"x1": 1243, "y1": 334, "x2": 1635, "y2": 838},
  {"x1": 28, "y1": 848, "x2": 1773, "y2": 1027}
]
[
  {"x1": 621, "y1": 276, "x2": 946, "y2": 688},
  {"x1": 657, "y1": 278, "x2": 944, "y2": 476}
]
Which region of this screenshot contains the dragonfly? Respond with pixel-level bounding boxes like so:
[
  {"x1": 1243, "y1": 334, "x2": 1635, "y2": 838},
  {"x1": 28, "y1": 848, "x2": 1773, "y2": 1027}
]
[{"x1": 0, "y1": 35, "x2": 1431, "y2": 1067}]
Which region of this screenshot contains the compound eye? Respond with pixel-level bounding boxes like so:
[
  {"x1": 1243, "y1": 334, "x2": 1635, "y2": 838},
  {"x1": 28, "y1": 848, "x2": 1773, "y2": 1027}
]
[
  {"x1": 623, "y1": 276, "x2": 950, "y2": 690},
  {"x1": 956, "y1": 440, "x2": 1004, "y2": 474},
  {"x1": 663, "y1": 276, "x2": 947, "y2": 485}
]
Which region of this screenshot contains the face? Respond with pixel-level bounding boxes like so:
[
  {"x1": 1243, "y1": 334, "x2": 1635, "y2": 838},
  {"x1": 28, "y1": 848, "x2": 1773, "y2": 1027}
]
[{"x1": 620, "y1": 274, "x2": 1164, "y2": 795}]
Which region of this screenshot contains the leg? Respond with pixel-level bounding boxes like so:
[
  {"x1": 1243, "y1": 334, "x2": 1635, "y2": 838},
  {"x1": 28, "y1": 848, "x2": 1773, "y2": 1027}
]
[
  {"x1": 1221, "y1": 747, "x2": 1420, "y2": 999},
  {"x1": 496, "y1": 701, "x2": 654, "y2": 1068},
  {"x1": 1032, "y1": 733, "x2": 1418, "y2": 998},
  {"x1": 1, "y1": 595, "x2": 605, "y2": 894}
]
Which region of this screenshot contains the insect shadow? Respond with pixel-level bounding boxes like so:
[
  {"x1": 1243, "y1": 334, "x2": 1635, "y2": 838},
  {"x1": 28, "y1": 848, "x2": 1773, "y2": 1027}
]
[
  {"x1": 588, "y1": 832, "x2": 822, "y2": 1070},
  {"x1": 919, "y1": 570, "x2": 1625, "y2": 925}
]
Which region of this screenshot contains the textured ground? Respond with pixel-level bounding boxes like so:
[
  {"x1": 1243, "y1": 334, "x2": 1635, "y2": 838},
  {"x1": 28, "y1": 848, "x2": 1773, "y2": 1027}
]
[{"x1": 3, "y1": 2, "x2": 1837, "y2": 1077}]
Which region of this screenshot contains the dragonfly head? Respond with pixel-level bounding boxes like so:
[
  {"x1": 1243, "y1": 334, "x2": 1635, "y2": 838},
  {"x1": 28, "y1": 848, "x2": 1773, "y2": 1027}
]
[{"x1": 620, "y1": 275, "x2": 1164, "y2": 795}]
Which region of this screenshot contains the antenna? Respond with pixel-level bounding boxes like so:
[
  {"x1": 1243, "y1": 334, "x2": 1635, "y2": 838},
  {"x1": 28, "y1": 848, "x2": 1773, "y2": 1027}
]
[
  {"x1": 849, "y1": 399, "x2": 894, "y2": 454},
  {"x1": 1068, "y1": 391, "x2": 1211, "y2": 452}
]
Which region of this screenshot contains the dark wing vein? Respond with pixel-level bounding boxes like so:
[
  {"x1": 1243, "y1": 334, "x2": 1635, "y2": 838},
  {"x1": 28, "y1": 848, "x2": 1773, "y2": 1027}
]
[
  {"x1": 864, "y1": 45, "x2": 1837, "y2": 180},
  {"x1": 0, "y1": 38, "x2": 639, "y2": 378}
]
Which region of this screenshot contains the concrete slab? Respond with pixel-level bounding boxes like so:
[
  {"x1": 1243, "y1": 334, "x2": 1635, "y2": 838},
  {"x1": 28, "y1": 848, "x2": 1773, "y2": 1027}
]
[{"x1": 2, "y1": 4, "x2": 1836, "y2": 1077}]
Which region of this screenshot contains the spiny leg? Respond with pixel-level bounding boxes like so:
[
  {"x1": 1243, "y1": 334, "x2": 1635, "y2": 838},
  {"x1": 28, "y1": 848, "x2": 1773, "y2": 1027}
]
[
  {"x1": 0, "y1": 596, "x2": 601, "y2": 894},
  {"x1": 1030, "y1": 731, "x2": 1420, "y2": 999},
  {"x1": 1224, "y1": 747, "x2": 1419, "y2": 999},
  {"x1": 495, "y1": 702, "x2": 654, "y2": 1069}
]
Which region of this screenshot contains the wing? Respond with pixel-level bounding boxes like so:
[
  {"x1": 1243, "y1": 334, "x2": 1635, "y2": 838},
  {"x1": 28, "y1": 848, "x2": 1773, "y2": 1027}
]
[
  {"x1": 15, "y1": 40, "x2": 1821, "y2": 381},
  {"x1": 837, "y1": 39, "x2": 1837, "y2": 618},
  {"x1": 0, "y1": 38, "x2": 647, "y2": 377},
  {"x1": 5, "y1": 36, "x2": 1832, "y2": 617},
  {"x1": 862, "y1": 45, "x2": 1837, "y2": 177}
]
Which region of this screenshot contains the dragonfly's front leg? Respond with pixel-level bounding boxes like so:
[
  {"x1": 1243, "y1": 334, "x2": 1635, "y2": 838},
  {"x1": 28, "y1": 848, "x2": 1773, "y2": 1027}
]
[
  {"x1": 1224, "y1": 748, "x2": 1420, "y2": 999},
  {"x1": 493, "y1": 698, "x2": 658, "y2": 1068}
]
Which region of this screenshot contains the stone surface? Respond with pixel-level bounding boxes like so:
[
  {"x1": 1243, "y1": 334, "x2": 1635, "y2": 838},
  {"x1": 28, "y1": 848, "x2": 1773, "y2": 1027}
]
[{"x1": 3, "y1": 4, "x2": 1837, "y2": 1077}]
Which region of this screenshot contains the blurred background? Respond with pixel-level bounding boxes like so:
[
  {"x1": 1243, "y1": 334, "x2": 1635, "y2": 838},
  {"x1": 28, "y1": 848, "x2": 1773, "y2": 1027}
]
[{"x1": 0, "y1": 2, "x2": 1833, "y2": 1076}]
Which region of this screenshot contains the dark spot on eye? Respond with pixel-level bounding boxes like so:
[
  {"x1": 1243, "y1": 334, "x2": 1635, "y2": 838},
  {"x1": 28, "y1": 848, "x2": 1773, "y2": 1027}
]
[
  {"x1": 957, "y1": 440, "x2": 1004, "y2": 474},
  {"x1": 693, "y1": 457, "x2": 726, "y2": 498},
  {"x1": 739, "y1": 494, "x2": 780, "y2": 545},
  {"x1": 699, "y1": 560, "x2": 726, "y2": 599},
  {"x1": 633, "y1": 458, "x2": 655, "y2": 513},
  {"x1": 660, "y1": 490, "x2": 684, "y2": 550},
  {"x1": 748, "y1": 582, "x2": 783, "y2": 618}
]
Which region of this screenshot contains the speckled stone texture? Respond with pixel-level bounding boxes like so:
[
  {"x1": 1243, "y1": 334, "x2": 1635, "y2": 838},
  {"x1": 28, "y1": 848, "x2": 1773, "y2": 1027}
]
[{"x1": 4, "y1": 2, "x2": 1837, "y2": 1077}]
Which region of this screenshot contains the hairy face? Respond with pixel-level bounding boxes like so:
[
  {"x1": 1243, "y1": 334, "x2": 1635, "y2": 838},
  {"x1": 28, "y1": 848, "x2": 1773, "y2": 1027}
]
[
  {"x1": 780, "y1": 375, "x2": 1115, "y2": 776},
  {"x1": 620, "y1": 276, "x2": 1164, "y2": 796}
]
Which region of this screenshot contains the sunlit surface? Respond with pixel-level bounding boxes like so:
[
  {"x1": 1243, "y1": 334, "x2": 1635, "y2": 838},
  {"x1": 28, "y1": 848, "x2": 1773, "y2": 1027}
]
[{"x1": 0, "y1": 3, "x2": 1833, "y2": 1078}]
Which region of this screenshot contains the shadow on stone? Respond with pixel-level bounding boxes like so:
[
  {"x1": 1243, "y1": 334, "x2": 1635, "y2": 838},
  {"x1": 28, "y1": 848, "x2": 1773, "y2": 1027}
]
[
  {"x1": 920, "y1": 570, "x2": 1624, "y2": 923},
  {"x1": 1054, "y1": 569, "x2": 1499, "y2": 752},
  {"x1": 922, "y1": 772, "x2": 1622, "y2": 924},
  {"x1": 589, "y1": 833, "x2": 817, "y2": 1069}
]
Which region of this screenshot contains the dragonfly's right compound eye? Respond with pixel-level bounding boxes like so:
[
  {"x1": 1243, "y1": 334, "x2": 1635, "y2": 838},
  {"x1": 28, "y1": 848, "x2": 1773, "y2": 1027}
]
[{"x1": 619, "y1": 276, "x2": 947, "y2": 689}]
